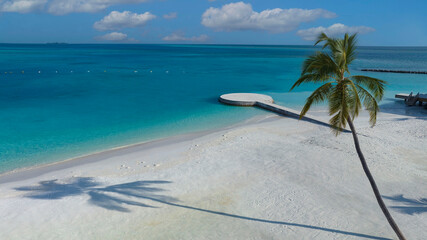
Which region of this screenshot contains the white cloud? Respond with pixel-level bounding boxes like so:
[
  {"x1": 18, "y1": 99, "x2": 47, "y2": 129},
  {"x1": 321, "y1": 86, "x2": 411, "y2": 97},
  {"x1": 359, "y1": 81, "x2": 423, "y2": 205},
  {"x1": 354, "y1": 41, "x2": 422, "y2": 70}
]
[
  {"x1": 297, "y1": 23, "x2": 375, "y2": 41},
  {"x1": 94, "y1": 11, "x2": 156, "y2": 31},
  {"x1": 163, "y1": 12, "x2": 177, "y2": 19},
  {"x1": 162, "y1": 32, "x2": 209, "y2": 42},
  {"x1": 0, "y1": 0, "x2": 150, "y2": 15},
  {"x1": 95, "y1": 32, "x2": 137, "y2": 42},
  {"x1": 0, "y1": 0, "x2": 46, "y2": 13},
  {"x1": 201, "y1": 2, "x2": 336, "y2": 33}
]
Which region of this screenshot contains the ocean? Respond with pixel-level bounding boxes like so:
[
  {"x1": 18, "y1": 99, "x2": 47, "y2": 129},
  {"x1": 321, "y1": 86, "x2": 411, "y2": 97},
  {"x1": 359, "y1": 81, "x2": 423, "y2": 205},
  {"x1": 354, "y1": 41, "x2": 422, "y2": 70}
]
[{"x1": 0, "y1": 44, "x2": 426, "y2": 173}]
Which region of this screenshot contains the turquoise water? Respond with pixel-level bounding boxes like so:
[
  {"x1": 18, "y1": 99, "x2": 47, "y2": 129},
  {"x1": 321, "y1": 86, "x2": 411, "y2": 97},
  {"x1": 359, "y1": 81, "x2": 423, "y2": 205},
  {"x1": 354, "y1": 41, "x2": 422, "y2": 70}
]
[{"x1": 0, "y1": 44, "x2": 426, "y2": 173}]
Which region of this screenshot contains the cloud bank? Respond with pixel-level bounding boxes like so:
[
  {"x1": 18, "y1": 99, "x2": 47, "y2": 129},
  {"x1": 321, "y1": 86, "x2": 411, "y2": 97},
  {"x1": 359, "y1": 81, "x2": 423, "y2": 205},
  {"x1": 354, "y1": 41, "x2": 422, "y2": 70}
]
[
  {"x1": 297, "y1": 23, "x2": 375, "y2": 41},
  {"x1": 0, "y1": 0, "x2": 46, "y2": 13},
  {"x1": 94, "y1": 11, "x2": 156, "y2": 31},
  {"x1": 95, "y1": 32, "x2": 130, "y2": 41},
  {"x1": 202, "y1": 2, "x2": 336, "y2": 33},
  {"x1": 0, "y1": 0, "x2": 150, "y2": 15}
]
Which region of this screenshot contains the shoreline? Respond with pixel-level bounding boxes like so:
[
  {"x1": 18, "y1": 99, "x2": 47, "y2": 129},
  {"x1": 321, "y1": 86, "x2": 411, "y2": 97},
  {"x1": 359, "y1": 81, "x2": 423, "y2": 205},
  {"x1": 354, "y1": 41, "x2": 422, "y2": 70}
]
[
  {"x1": 1, "y1": 100, "x2": 423, "y2": 184},
  {"x1": 0, "y1": 113, "x2": 279, "y2": 184},
  {"x1": 0, "y1": 109, "x2": 425, "y2": 239}
]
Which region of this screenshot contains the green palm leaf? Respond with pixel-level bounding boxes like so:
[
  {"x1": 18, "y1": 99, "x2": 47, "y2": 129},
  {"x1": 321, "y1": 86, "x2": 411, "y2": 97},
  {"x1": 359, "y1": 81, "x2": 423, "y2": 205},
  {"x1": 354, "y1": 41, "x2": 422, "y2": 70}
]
[
  {"x1": 301, "y1": 52, "x2": 338, "y2": 77},
  {"x1": 355, "y1": 84, "x2": 380, "y2": 126},
  {"x1": 290, "y1": 73, "x2": 330, "y2": 91},
  {"x1": 328, "y1": 80, "x2": 349, "y2": 134},
  {"x1": 343, "y1": 78, "x2": 362, "y2": 119},
  {"x1": 345, "y1": 34, "x2": 358, "y2": 67},
  {"x1": 300, "y1": 82, "x2": 334, "y2": 118},
  {"x1": 351, "y1": 75, "x2": 386, "y2": 100}
]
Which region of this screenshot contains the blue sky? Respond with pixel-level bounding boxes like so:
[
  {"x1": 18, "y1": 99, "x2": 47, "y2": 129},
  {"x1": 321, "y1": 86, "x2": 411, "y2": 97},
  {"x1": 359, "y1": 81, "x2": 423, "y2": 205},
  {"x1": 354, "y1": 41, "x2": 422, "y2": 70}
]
[{"x1": 0, "y1": 0, "x2": 426, "y2": 46}]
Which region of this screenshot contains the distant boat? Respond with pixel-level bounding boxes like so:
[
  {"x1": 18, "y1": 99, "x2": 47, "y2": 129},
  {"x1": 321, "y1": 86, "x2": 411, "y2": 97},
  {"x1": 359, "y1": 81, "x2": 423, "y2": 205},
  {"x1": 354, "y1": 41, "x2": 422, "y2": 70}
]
[{"x1": 45, "y1": 42, "x2": 68, "y2": 45}]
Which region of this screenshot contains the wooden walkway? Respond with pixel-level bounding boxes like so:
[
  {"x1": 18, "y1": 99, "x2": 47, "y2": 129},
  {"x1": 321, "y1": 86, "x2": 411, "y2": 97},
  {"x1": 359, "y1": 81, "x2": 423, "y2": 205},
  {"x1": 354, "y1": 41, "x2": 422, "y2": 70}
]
[
  {"x1": 395, "y1": 93, "x2": 427, "y2": 106},
  {"x1": 219, "y1": 93, "x2": 347, "y2": 131}
]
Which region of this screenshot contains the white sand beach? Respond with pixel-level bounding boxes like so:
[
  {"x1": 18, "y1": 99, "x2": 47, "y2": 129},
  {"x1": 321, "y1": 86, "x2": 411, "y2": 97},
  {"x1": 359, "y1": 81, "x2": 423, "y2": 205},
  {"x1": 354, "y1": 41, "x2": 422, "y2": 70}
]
[{"x1": 0, "y1": 106, "x2": 426, "y2": 240}]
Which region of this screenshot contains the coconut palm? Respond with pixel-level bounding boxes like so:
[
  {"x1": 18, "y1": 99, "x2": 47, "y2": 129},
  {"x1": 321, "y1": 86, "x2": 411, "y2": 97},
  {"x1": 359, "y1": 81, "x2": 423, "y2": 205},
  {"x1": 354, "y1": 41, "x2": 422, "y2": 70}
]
[{"x1": 290, "y1": 33, "x2": 406, "y2": 240}]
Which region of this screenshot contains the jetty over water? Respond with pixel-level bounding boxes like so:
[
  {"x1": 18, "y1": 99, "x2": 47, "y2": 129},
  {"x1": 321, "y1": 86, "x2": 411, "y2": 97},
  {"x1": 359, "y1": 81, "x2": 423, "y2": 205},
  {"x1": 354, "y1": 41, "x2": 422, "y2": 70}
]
[
  {"x1": 219, "y1": 93, "x2": 346, "y2": 131},
  {"x1": 361, "y1": 69, "x2": 427, "y2": 74},
  {"x1": 395, "y1": 92, "x2": 427, "y2": 106}
]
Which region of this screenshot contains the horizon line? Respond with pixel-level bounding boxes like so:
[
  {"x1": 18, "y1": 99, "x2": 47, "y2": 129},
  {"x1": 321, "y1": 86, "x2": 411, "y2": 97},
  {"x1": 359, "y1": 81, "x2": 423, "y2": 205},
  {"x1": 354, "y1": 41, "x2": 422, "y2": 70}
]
[{"x1": 1, "y1": 43, "x2": 426, "y2": 48}]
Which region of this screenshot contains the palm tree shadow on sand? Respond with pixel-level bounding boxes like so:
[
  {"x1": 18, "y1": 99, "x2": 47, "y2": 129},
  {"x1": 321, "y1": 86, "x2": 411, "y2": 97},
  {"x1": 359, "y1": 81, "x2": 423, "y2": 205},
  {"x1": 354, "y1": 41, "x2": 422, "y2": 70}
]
[
  {"x1": 16, "y1": 177, "x2": 391, "y2": 240},
  {"x1": 384, "y1": 194, "x2": 427, "y2": 215},
  {"x1": 15, "y1": 177, "x2": 177, "y2": 212}
]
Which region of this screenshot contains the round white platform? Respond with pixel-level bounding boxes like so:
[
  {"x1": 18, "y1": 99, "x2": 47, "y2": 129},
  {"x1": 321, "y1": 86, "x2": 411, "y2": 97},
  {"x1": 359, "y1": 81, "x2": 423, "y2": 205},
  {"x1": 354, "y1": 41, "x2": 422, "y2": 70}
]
[{"x1": 218, "y1": 93, "x2": 274, "y2": 106}]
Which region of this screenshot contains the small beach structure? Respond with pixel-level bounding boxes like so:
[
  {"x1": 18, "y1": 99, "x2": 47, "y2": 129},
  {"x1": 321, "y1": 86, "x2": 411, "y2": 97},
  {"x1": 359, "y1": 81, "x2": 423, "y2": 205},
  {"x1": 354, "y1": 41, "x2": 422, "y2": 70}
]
[
  {"x1": 219, "y1": 93, "x2": 341, "y2": 130},
  {"x1": 395, "y1": 92, "x2": 427, "y2": 106}
]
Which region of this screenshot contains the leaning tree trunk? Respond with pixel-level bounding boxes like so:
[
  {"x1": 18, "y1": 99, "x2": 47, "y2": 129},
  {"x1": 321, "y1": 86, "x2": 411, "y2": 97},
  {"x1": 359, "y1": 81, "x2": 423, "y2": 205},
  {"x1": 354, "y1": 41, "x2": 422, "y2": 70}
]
[{"x1": 346, "y1": 117, "x2": 406, "y2": 240}]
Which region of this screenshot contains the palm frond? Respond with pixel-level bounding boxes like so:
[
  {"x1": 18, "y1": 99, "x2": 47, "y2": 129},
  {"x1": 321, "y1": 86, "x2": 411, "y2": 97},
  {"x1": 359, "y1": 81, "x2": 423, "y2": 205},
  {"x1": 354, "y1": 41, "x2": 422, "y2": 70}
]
[
  {"x1": 314, "y1": 33, "x2": 329, "y2": 47},
  {"x1": 333, "y1": 38, "x2": 346, "y2": 71},
  {"x1": 329, "y1": 111, "x2": 345, "y2": 135},
  {"x1": 343, "y1": 78, "x2": 362, "y2": 119},
  {"x1": 315, "y1": 32, "x2": 342, "y2": 54},
  {"x1": 351, "y1": 75, "x2": 386, "y2": 100},
  {"x1": 345, "y1": 33, "x2": 358, "y2": 68},
  {"x1": 301, "y1": 52, "x2": 338, "y2": 77},
  {"x1": 299, "y1": 82, "x2": 334, "y2": 118},
  {"x1": 328, "y1": 81, "x2": 349, "y2": 135},
  {"x1": 290, "y1": 73, "x2": 331, "y2": 91},
  {"x1": 355, "y1": 84, "x2": 380, "y2": 126}
]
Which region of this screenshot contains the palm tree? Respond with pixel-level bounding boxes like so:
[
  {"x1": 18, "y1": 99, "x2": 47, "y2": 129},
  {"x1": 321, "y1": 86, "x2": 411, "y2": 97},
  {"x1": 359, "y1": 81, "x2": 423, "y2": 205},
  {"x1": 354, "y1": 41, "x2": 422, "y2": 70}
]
[{"x1": 290, "y1": 33, "x2": 406, "y2": 240}]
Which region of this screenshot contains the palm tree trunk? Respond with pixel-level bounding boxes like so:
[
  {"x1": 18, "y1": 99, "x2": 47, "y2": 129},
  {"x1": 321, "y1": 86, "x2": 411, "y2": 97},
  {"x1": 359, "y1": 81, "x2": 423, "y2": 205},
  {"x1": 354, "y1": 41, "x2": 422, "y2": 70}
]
[{"x1": 346, "y1": 117, "x2": 406, "y2": 240}]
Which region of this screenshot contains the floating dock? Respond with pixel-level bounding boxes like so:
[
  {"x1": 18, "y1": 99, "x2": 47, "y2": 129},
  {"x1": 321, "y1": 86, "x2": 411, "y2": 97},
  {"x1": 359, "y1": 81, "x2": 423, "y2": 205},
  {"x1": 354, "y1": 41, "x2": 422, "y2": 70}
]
[{"x1": 218, "y1": 93, "x2": 344, "y2": 131}]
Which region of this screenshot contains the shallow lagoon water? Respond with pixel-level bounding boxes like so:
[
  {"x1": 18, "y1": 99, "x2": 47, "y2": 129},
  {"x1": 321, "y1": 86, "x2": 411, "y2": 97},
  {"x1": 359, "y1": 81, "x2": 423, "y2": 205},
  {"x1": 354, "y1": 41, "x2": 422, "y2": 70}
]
[{"x1": 0, "y1": 44, "x2": 426, "y2": 172}]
